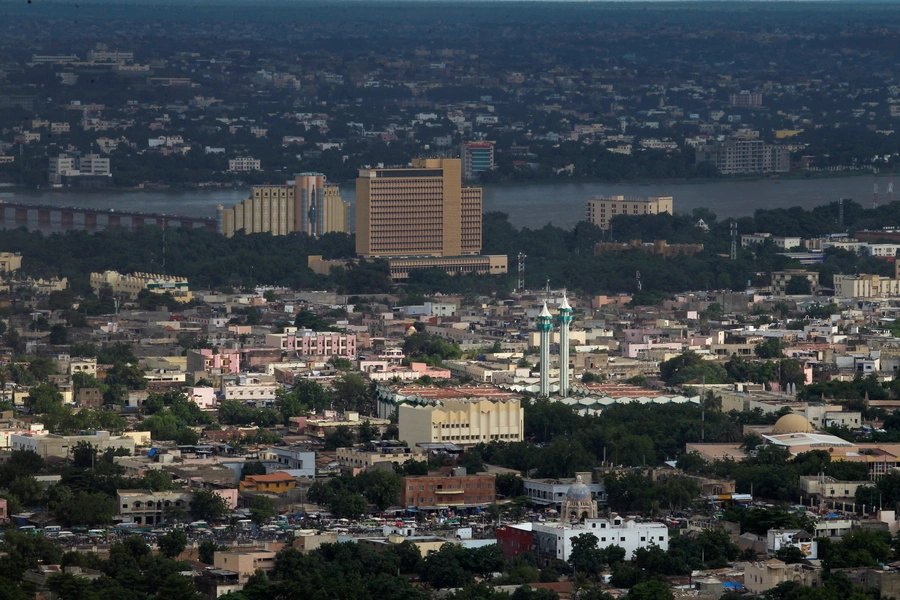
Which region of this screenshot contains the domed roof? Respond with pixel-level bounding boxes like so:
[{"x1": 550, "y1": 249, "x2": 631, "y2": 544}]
[
  {"x1": 566, "y1": 475, "x2": 592, "y2": 500},
  {"x1": 772, "y1": 413, "x2": 814, "y2": 435}
]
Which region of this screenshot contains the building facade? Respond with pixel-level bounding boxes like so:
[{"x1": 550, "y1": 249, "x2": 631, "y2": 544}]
[
  {"x1": 265, "y1": 327, "x2": 357, "y2": 359},
  {"x1": 11, "y1": 431, "x2": 135, "y2": 459},
  {"x1": 386, "y1": 255, "x2": 507, "y2": 280},
  {"x1": 0, "y1": 252, "x2": 22, "y2": 273},
  {"x1": 401, "y1": 470, "x2": 496, "y2": 509},
  {"x1": 771, "y1": 270, "x2": 820, "y2": 296},
  {"x1": 117, "y1": 489, "x2": 193, "y2": 526},
  {"x1": 531, "y1": 515, "x2": 669, "y2": 565},
  {"x1": 695, "y1": 140, "x2": 790, "y2": 174},
  {"x1": 90, "y1": 271, "x2": 192, "y2": 302},
  {"x1": 186, "y1": 348, "x2": 241, "y2": 375},
  {"x1": 461, "y1": 141, "x2": 495, "y2": 181},
  {"x1": 398, "y1": 397, "x2": 523, "y2": 448},
  {"x1": 227, "y1": 157, "x2": 261, "y2": 172},
  {"x1": 217, "y1": 173, "x2": 348, "y2": 237},
  {"x1": 524, "y1": 476, "x2": 606, "y2": 509},
  {"x1": 586, "y1": 196, "x2": 673, "y2": 230},
  {"x1": 355, "y1": 158, "x2": 481, "y2": 258}
]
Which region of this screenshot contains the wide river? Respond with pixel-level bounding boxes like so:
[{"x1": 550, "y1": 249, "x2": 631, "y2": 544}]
[{"x1": 0, "y1": 174, "x2": 878, "y2": 232}]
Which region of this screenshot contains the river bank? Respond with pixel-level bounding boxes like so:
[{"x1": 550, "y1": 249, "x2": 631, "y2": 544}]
[{"x1": 0, "y1": 172, "x2": 877, "y2": 231}]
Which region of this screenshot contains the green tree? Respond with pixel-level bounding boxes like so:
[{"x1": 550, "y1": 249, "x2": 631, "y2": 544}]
[
  {"x1": 158, "y1": 530, "x2": 188, "y2": 559},
  {"x1": 28, "y1": 357, "x2": 57, "y2": 382},
  {"x1": 784, "y1": 276, "x2": 812, "y2": 296},
  {"x1": 198, "y1": 540, "x2": 226, "y2": 565},
  {"x1": 249, "y1": 495, "x2": 276, "y2": 524},
  {"x1": 774, "y1": 545, "x2": 807, "y2": 564},
  {"x1": 241, "y1": 461, "x2": 267, "y2": 480},
  {"x1": 568, "y1": 533, "x2": 606, "y2": 579},
  {"x1": 145, "y1": 469, "x2": 178, "y2": 492},
  {"x1": 625, "y1": 580, "x2": 674, "y2": 600},
  {"x1": 357, "y1": 469, "x2": 403, "y2": 511},
  {"x1": 324, "y1": 425, "x2": 357, "y2": 451},
  {"x1": 153, "y1": 573, "x2": 204, "y2": 600},
  {"x1": 48, "y1": 324, "x2": 69, "y2": 345},
  {"x1": 331, "y1": 373, "x2": 372, "y2": 413},
  {"x1": 190, "y1": 490, "x2": 229, "y2": 522},
  {"x1": 357, "y1": 420, "x2": 379, "y2": 444},
  {"x1": 27, "y1": 384, "x2": 64, "y2": 414}
]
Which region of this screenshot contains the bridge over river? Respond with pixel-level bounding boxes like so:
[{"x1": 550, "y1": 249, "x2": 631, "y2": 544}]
[{"x1": 0, "y1": 200, "x2": 217, "y2": 232}]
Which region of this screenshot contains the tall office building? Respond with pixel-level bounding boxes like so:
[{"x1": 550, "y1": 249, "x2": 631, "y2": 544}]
[
  {"x1": 217, "y1": 173, "x2": 348, "y2": 238},
  {"x1": 586, "y1": 195, "x2": 673, "y2": 231},
  {"x1": 461, "y1": 141, "x2": 495, "y2": 181},
  {"x1": 355, "y1": 158, "x2": 507, "y2": 279},
  {"x1": 356, "y1": 158, "x2": 481, "y2": 258}
]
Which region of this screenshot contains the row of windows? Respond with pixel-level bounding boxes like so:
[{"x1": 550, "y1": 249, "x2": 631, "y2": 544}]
[{"x1": 408, "y1": 483, "x2": 493, "y2": 491}]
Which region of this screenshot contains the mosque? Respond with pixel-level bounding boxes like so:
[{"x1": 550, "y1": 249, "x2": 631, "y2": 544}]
[{"x1": 537, "y1": 294, "x2": 572, "y2": 397}]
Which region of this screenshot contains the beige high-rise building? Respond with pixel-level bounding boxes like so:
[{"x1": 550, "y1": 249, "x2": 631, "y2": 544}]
[
  {"x1": 586, "y1": 195, "x2": 673, "y2": 230},
  {"x1": 217, "y1": 173, "x2": 348, "y2": 238},
  {"x1": 356, "y1": 158, "x2": 481, "y2": 258}
]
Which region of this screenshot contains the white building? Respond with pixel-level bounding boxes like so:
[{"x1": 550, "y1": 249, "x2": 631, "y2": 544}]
[
  {"x1": 222, "y1": 380, "x2": 278, "y2": 405},
  {"x1": 523, "y1": 476, "x2": 607, "y2": 508},
  {"x1": 863, "y1": 244, "x2": 900, "y2": 258},
  {"x1": 741, "y1": 233, "x2": 802, "y2": 250},
  {"x1": 228, "y1": 157, "x2": 261, "y2": 172},
  {"x1": 531, "y1": 515, "x2": 669, "y2": 565}
]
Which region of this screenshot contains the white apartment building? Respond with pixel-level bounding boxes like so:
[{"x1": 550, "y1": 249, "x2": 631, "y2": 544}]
[
  {"x1": 531, "y1": 515, "x2": 669, "y2": 565},
  {"x1": 864, "y1": 244, "x2": 900, "y2": 258},
  {"x1": 741, "y1": 233, "x2": 802, "y2": 250},
  {"x1": 228, "y1": 157, "x2": 261, "y2": 172},
  {"x1": 222, "y1": 380, "x2": 278, "y2": 405}
]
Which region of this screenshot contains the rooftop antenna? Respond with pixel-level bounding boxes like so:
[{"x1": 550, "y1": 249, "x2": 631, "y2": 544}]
[
  {"x1": 874, "y1": 169, "x2": 879, "y2": 209},
  {"x1": 890, "y1": 173, "x2": 895, "y2": 204},
  {"x1": 636, "y1": 270, "x2": 642, "y2": 291},
  {"x1": 838, "y1": 198, "x2": 845, "y2": 227},
  {"x1": 730, "y1": 222, "x2": 738, "y2": 260},
  {"x1": 517, "y1": 252, "x2": 526, "y2": 292},
  {"x1": 161, "y1": 220, "x2": 167, "y2": 276}
]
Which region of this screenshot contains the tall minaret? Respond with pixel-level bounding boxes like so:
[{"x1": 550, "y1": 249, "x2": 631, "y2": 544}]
[
  {"x1": 557, "y1": 293, "x2": 572, "y2": 397},
  {"x1": 538, "y1": 303, "x2": 552, "y2": 397}
]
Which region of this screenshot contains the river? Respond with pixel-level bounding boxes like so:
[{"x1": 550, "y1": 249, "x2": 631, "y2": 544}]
[{"x1": 0, "y1": 174, "x2": 878, "y2": 232}]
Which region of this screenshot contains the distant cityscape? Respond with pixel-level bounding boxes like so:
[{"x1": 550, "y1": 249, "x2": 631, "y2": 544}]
[{"x1": 6, "y1": 4, "x2": 900, "y2": 600}]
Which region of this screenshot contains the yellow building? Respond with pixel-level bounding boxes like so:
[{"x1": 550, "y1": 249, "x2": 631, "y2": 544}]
[
  {"x1": 213, "y1": 551, "x2": 277, "y2": 583},
  {"x1": 355, "y1": 158, "x2": 481, "y2": 258},
  {"x1": 586, "y1": 195, "x2": 673, "y2": 230},
  {"x1": 0, "y1": 252, "x2": 22, "y2": 273},
  {"x1": 398, "y1": 397, "x2": 523, "y2": 448},
  {"x1": 217, "y1": 173, "x2": 348, "y2": 238},
  {"x1": 237, "y1": 472, "x2": 297, "y2": 494},
  {"x1": 90, "y1": 271, "x2": 192, "y2": 302},
  {"x1": 387, "y1": 255, "x2": 507, "y2": 280}
]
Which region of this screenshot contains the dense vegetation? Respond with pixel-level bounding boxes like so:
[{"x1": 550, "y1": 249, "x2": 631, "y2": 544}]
[{"x1": 2, "y1": 198, "x2": 900, "y2": 299}]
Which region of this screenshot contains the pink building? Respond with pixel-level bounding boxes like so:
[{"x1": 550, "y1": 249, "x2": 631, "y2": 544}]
[
  {"x1": 266, "y1": 328, "x2": 356, "y2": 359},
  {"x1": 0, "y1": 497, "x2": 7, "y2": 521},
  {"x1": 186, "y1": 349, "x2": 241, "y2": 374},
  {"x1": 188, "y1": 387, "x2": 217, "y2": 409}
]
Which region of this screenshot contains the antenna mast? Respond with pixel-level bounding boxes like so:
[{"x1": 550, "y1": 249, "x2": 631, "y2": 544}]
[
  {"x1": 517, "y1": 252, "x2": 526, "y2": 292},
  {"x1": 874, "y1": 169, "x2": 879, "y2": 209},
  {"x1": 730, "y1": 222, "x2": 738, "y2": 260}
]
